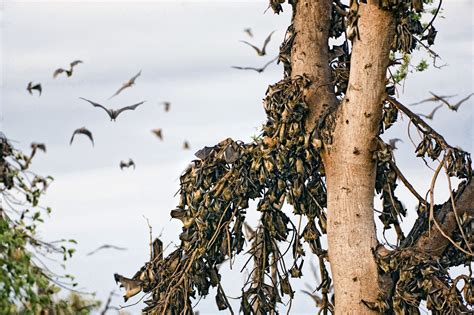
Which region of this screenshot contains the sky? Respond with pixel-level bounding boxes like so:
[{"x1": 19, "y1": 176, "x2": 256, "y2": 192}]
[{"x1": 1, "y1": 0, "x2": 472, "y2": 314}]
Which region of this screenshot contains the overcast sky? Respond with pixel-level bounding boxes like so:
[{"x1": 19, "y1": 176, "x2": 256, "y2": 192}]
[{"x1": 1, "y1": 1, "x2": 472, "y2": 314}]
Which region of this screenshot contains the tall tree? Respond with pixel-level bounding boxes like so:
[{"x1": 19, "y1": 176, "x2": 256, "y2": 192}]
[{"x1": 115, "y1": 1, "x2": 473, "y2": 313}]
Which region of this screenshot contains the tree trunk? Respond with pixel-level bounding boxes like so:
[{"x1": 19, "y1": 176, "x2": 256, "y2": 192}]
[{"x1": 323, "y1": 3, "x2": 395, "y2": 314}]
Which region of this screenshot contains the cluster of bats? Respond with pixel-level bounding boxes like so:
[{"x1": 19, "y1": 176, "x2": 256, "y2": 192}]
[
  {"x1": 232, "y1": 28, "x2": 279, "y2": 73},
  {"x1": 27, "y1": 62, "x2": 191, "y2": 172}
]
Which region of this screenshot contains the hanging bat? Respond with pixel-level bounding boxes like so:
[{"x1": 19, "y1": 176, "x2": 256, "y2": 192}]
[
  {"x1": 53, "y1": 60, "x2": 83, "y2": 78},
  {"x1": 183, "y1": 140, "x2": 190, "y2": 150},
  {"x1": 70, "y1": 127, "x2": 94, "y2": 146},
  {"x1": 410, "y1": 93, "x2": 456, "y2": 106},
  {"x1": 162, "y1": 101, "x2": 171, "y2": 112},
  {"x1": 417, "y1": 104, "x2": 443, "y2": 120},
  {"x1": 430, "y1": 92, "x2": 473, "y2": 111},
  {"x1": 243, "y1": 28, "x2": 253, "y2": 37},
  {"x1": 240, "y1": 30, "x2": 275, "y2": 56},
  {"x1": 26, "y1": 82, "x2": 42, "y2": 96},
  {"x1": 114, "y1": 273, "x2": 142, "y2": 302},
  {"x1": 151, "y1": 128, "x2": 163, "y2": 140},
  {"x1": 109, "y1": 70, "x2": 142, "y2": 99},
  {"x1": 232, "y1": 56, "x2": 278, "y2": 73},
  {"x1": 120, "y1": 159, "x2": 135, "y2": 170},
  {"x1": 87, "y1": 244, "x2": 127, "y2": 256},
  {"x1": 79, "y1": 97, "x2": 145, "y2": 121},
  {"x1": 388, "y1": 138, "x2": 403, "y2": 150}
]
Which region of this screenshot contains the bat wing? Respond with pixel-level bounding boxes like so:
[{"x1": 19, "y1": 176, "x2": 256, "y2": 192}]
[
  {"x1": 231, "y1": 66, "x2": 259, "y2": 72},
  {"x1": 240, "y1": 40, "x2": 262, "y2": 55},
  {"x1": 53, "y1": 68, "x2": 67, "y2": 78},
  {"x1": 79, "y1": 97, "x2": 113, "y2": 119},
  {"x1": 195, "y1": 146, "x2": 215, "y2": 160},
  {"x1": 114, "y1": 101, "x2": 145, "y2": 118},
  {"x1": 261, "y1": 30, "x2": 276, "y2": 53},
  {"x1": 120, "y1": 161, "x2": 126, "y2": 170},
  {"x1": 262, "y1": 56, "x2": 278, "y2": 70},
  {"x1": 114, "y1": 273, "x2": 142, "y2": 302},
  {"x1": 70, "y1": 60, "x2": 83, "y2": 68},
  {"x1": 453, "y1": 93, "x2": 474, "y2": 110},
  {"x1": 429, "y1": 92, "x2": 451, "y2": 107},
  {"x1": 72, "y1": 127, "x2": 94, "y2": 146},
  {"x1": 129, "y1": 159, "x2": 135, "y2": 169},
  {"x1": 33, "y1": 84, "x2": 42, "y2": 96},
  {"x1": 109, "y1": 85, "x2": 128, "y2": 99},
  {"x1": 130, "y1": 70, "x2": 142, "y2": 83},
  {"x1": 27, "y1": 82, "x2": 32, "y2": 94}
]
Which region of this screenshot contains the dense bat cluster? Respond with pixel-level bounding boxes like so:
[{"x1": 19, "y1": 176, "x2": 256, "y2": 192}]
[{"x1": 115, "y1": 1, "x2": 472, "y2": 313}]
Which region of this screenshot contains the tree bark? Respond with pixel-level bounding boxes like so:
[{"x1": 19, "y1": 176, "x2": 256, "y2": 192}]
[
  {"x1": 290, "y1": 0, "x2": 338, "y2": 131},
  {"x1": 322, "y1": 2, "x2": 395, "y2": 314}
]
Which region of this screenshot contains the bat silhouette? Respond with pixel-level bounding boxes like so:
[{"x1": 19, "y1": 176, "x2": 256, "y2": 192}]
[
  {"x1": 417, "y1": 104, "x2": 443, "y2": 120},
  {"x1": 151, "y1": 128, "x2": 163, "y2": 140},
  {"x1": 183, "y1": 140, "x2": 190, "y2": 150},
  {"x1": 430, "y1": 92, "x2": 473, "y2": 111},
  {"x1": 244, "y1": 28, "x2": 253, "y2": 37},
  {"x1": 240, "y1": 30, "x2": 275, "y2": 56},
  {"x1": 53, "y1": 60, "x2": 83, "y2": 78},
  {"x1": 70, "y1": 127, "x2": 94, "y2": 146},
  {"x1": 109, "y1": 70, "x2": 142, "y2": 99},
  {"x1": 120, "y1": 159, "x2": 135, "y2": 170},
  {"x1": 79, "y1": 97, "x2": 145, "y2": 121},
  {"x1": 410, "y1": 93, "x2": 456, "y2": 106},
  {"x1": 87, "y1": 244, "x2": 127, "y2": 256},
  {"x1": 27, "y1": 82, "x2": 42, "y2": 96},
  {"x1": 114, "y1": 273, "x2": 142, "y2": 302},
  {"x1": 388, "y1": 138, "x2": 403, "y2": 150},
  {"x1": 31, "y1": 142, "x2": 46, "y2": 153},
  {"x1": 232, "y1": 56, "x2": 278, "y2": 73},
  {"x1": 162, "y1": 101, "x2": 171, "y2": 112}
]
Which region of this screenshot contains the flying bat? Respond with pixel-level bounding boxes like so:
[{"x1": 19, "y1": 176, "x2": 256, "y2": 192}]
[
  {"x1": 388, "y1": 138, "x2": 403, "y2": 150},
  {"x1": 430, "y1": 92, "x2": 473, "y2": 111},
  {"x1": 243, "y1": 28, "x2": 253, "y2": 37},
  {"x1": 26, "y1": 82, "x2": 42, "y2": 96},
  {"x1": 417, "y1": 104, "x2": 443, "y2": 120},
  {"x1": 79, "y1": 97, "x2": 145, "y2": 121},
  {"x1": 240, "y1": 30, "x2": 275, "y2": 56},
  {"x1": 31, "y1": 142, "x2": 46, "y2": 153},
  {"x1": 70, "y1": 127, "x2": 94, "y2": 146},
  {"x1": 151, "y1": 128, "x2": 163, "y2": 140},
  {"x1": 232, "y1": 56, "x2": 278, "y2": 73},
  {"x1": 410, "y1": 93, "x2": 456, "y2": 106},
  {"x1": 87, "y1": 244, "x2": 127, "y2": 256},
  {"x1": 120, "y1": 159, "x2": 135, "y2": 170},
  {"x1": 109, "y1": 70, "x2": 142, "y2": 99},
  {"x1": 183, "y1": 140, "x2": 190, "y2": 150},
  {"x1": 162, "y1": 101, "x2": 171, "y2": 112},
  {"x1": 114, "y1": 273, "x2": 142, "y2": 302},
  {"x1": 53, "y1": 60, "x2": 83, "y2": 78}
]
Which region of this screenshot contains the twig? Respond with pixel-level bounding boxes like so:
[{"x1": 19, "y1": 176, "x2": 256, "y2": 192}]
[{"x1": 388, "y1": 160, "x2": 426, "y2": 205}]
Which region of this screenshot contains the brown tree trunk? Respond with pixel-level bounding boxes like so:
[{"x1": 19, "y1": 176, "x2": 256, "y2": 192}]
[
  {"x1": 291, "y1": 1, "x2": 395, "y2": 313},
  {"x1": 323, "y1": 2, "x2": 395, "y2": 314}
]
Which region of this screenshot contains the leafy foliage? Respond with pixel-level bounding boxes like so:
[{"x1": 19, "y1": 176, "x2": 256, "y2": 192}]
[{"x1": 0, "y1": 138, "x2": 98, "y2": 314}]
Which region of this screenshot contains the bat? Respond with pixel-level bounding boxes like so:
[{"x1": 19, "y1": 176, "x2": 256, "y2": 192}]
[
  {"x1": 120, "y1": 159, "x2": 135, "y2": 170},
  {"x1": 70, "y1": 127, "x2": 94, "y2": 146},
  {"x1": 114, "y1": 273, "x2": 142, "y2": 302},
  {"x1": 240, "y1": 30, "x2": 275, "y2": 56},
  {"x1": 31, "y1": 142, "x2": 46, "y2": 153},
  {"x1": 53, "y1": 60, "x2": 83, "y2": 78},
  {"x1": 162, "y1": 101, "x2": 171, "y2": 112},
  {"x1": 183, "y1": 140, "x2": 190, "y2": 150},
  {"x1": 430, "y1": 92, "x2": 473, "y2": 111},
  {"x1": 109, "y1": 70, "x2": 142, "y2": 99},
  {"x1": 151, "y1": 128, "x2": 163, "y2": 140},
  {"x1": 87, "y1": 244, "x2": 127, "y2": 256},
  {"x1": 243, "y1": 28, "x2": 253, "y2": 37},
  {"x1": 26, "y1": 82, "x2": 42, "y2": 96},
  {"x1": 417, "y1": 104, "x2": 443, "y2": 120},
  {"x1": 410, "y1": 93, "x2": 456, "y2": 106},
  {"x1": 79, "y1": 97, "x2": 145, "y2": 121},
  {"x1": 388, "y1": 138, "x2": 402, "y2": 150},
  {"x1": 232, "y1": 56, "x2": 278, "y2": 73}
]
